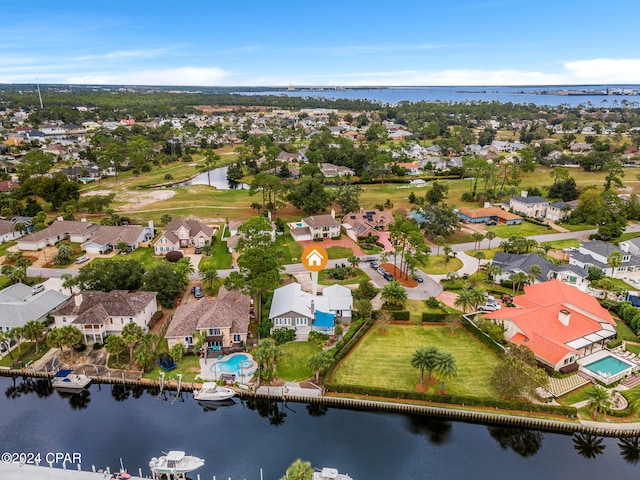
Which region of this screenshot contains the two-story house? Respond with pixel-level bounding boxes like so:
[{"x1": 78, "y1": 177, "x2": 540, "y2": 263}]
[
  {"x1": 505, "y1": 193, "x2": 549, "y2": 220},
  {"x1": 568, "y1": 240, "x2": 640, "y2": 277},
  {"x1": 288, "y1": 212, "x2": 341, "y2": 241},
  {"x1": 491, "y1": 252, "x2": 589, "y2": 290},
  {"x1": 53, "y1": 291, "x2": 158, "y2": 344},
  {"x1": 153, "y1": 218, "x2": 215, "y2": 254}
]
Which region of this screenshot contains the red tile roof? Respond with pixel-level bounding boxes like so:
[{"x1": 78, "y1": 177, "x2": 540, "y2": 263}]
[{"x1": 483, "y1": 280, "x2": 614, "y2": 365}]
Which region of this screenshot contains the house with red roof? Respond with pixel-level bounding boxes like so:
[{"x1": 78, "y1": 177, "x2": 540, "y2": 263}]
[{"x1": 481, "y1": 280, "x2": 616, "y2": 372}]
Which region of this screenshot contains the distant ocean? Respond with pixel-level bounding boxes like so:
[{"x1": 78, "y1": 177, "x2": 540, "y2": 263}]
[{"x1": 234, "y1": 85, "x2": 640, "y2": 107}]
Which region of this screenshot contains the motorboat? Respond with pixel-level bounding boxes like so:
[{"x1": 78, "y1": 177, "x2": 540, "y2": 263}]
[
  {"x1": 313, "y1": 467, "x2": 354, "y2": 480},
  {"x1": 51, "y1": 370, "x2": 91, "y2": 390},
  {"x1": 193, "y1": 382, "x2": 236, "y2": 402},
  {"x1": 149, "y1": 451, "x2": 204, "y2": 478}
]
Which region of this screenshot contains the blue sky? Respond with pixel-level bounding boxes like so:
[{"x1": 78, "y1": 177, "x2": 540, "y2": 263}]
[{"x1": 2, "y1": 0, "x2": 640, "y2": 86}]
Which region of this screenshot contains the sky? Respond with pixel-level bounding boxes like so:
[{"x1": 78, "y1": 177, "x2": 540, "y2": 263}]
[{"x1": 2, "y1": 0, "x2": 640, "y2": 87}]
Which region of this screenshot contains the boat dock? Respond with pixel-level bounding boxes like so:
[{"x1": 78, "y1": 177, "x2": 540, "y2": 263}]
[{"x1": 0, "y1": 463, "x2": 144, "y2": 480}]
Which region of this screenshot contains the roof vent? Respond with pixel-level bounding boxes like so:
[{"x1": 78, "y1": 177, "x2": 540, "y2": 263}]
[{"x1": 558, "y1": 308, "x2": 571, "y2": 326}]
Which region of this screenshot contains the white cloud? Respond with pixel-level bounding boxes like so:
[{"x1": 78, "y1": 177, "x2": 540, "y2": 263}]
[
  {"x1": 74, "y1": 48, "x2": 171, "y2": 61},
  {"x1": 563, "y1": 59, "x2": 640, "y2": 82},
  {"x1": 66, "y1": 67, "x2": 229, "y2": 86}
]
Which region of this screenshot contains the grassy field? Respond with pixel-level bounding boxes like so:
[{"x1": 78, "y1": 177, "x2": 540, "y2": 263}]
[
  {"x1": 488, "y1": 222, "x2": 552, "y2": 238},
  {"x1": 275, "y1": 341, "x2": 322, "y2": 381},
  {"x1": 200, "y1": 227, "x2": 233, "y2": 270},
  {"x1": 273, "y1": 232, "x2": 304, "y2": 264},
  {"x1": 615, "y1": 319, "x2": 640, "y2": 343},
  {"x1": 420, "y1": 255, "x2": 463, "y2": 274},
  {"x1": 332, "y1": 324, "x2": 501, "y2": 398},
  {"x1": 326, "y1": 246, "x2": 355, "y2": 259},
  {"x1": 124, "y1": 247, "x2": 164, "y2": 269},
  {"x1": 319, "y1": 268, "x2": 369, "y2": 286},
  {"x1": 143, "y1": 354, "x2": 203, "y2": 383}
]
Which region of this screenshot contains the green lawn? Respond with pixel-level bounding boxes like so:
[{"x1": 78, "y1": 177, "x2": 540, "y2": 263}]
[
  {"x1": 326, "y1": 246, "x2": 355, "y2": 259},
  {"x1": 559, "y1": 223, "x2": 597, "y2": 232},
  {"x1": 125, "y1": 247, "x2": 164, "y2": 269},
  {"x1": 540, "y1": 239, "x2": 580, "y2": 250},
  {"x1": 319, "y1": 268, "x2": 369, "y2": 286},
  {"x1": 143, "y1": 354, "x2": 203, "y2": 383},
  {"x1": 617, "y1": 231, "x2": 640, "y2": 243},
  {"x1": 420, "y1": 255, "x2": 463, "y2": 274},
  {"x1": 200, "y1": 227, "x2": 233, "y2": 270},
  {"x1": 0, "y1": 241, "x2": 17, "y2": 259},
  {"x1": 275, "y1": 341, "x2": 322, "y2": 381},
  {"x1": 615, "y1": 319, "x2": 640, "y2": 343},
  {"x1": 488, "y1": 222, "x2": 551, "y2": 239},
  {"x1": 273, "y1": 232, "x2": 304, "y2": 264},
  {"x1": 332, "y1": 324, "x2": 501, "y2": 398}
]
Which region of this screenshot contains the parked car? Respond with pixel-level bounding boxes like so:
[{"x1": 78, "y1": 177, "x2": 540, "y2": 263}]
[
  {"x1": 383, "y1": 272, "x2": 394, "y2": 281},
  {"x1": 194, "y1": 286, "x2": 203, "y2": 298},
  {"x1": 75, "y1": 255, "x2": 89, "y2": 264},
  {"x1": 376, "y1": 267, "x2": 386, "y2": 275},
  {"x1": 370, "y1": 261, "x2": 379, "y2": 269},
  {"x1": 478, "y1": 295, "x2": 501, "y2": 311},
  {"x1": 31, "y1": 284, "x2": 45, "y2": 295},
  {"x1": 485, "y1": 220, "x2": 497, "y2": 226},
  {"x1": 195, "y1": 247, "x2": 202, "y2": 254},
  {"x1": 413, "y1": 274, "x2": 424, "y2": 283}
]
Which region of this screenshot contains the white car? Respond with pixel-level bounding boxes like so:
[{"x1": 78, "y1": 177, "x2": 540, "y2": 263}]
[{"x1": 478, "y1": 302, "x2": 501, "y2": 312}]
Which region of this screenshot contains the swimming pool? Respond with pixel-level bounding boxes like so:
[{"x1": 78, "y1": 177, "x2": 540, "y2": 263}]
[
  {"x1": 583, "y1": 354, "x2": 633, "y2": 380},
  {"x1": 211, "y1": 353, "x2": 256, "y2": 379}
]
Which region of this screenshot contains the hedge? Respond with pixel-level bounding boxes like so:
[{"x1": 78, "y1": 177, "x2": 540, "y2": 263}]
[
  {"x1": 461, "y1": 316, "x2": 505, "y2": 355},
  {"x1": 421, "y1": 313, "x2": 447, "y2": 323},
  {"x1": 387, "y1": 310, "x2": 410, "y2": 320},
  {"x1": 324, "y1": 383, "x2": 577, "y2": 416},
  {"x1": 607, "y1": 338, "x2": 623, "y2": 349}
]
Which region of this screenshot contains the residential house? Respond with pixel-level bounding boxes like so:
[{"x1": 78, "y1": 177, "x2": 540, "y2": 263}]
[
  {"x1": 81, "y1": 223, "x2": 154, "y2": 254},
  {"x1": 269, "y1": 283, "x2": 352, "y2": 340},
  {"x1": 457, "y1": 207, "x2": 522, "y2": 225},
  {"x1": 491, "y1": 252, "x2": 589, "y2": 290},
  {"x1": 546, "y1": 200, "x2": 577, "y2": 222},
  {"x1": 619, "y1": 237, "x2": 640, "y2": 256},
  {"x1": 276, "y1": 151, "x2": 303, "y2": 163},
  {"x1": 0, "y1": 218, "x2": 24, "y2": 243},
  {"x1": 0, "y1": 180, "x2": 19, "y2": 193},
  {"x1": 342, "y1": 209, "x2": 395, "y2": 241},
  {"x1": 153, "y1": 218, "x2": 215, "y2": 254},
  {"x1": 165, "y1": 287, "x2": 251, "y2": 353},
  {"x1": 481, "y1": 280, "x2": 616, "y2": 372},
  {"x1": 568, "y1": 240, "x2": 640, "y2": 277},
  {"x1": 319, "y1": 163, "x2": 354, "y2": 177},
  {"x1": 397, "y1": 161, "x2": 421, "y2": 175},
  {"x1": 53, "y1": 290, "x2": 158, "y2": 344},
  {"x1": 505, "y1": 193, "x2": 549, "y2": 220},
  {"x1": 288, "y1": 212, "x2": 341, "y2": 241},
  {"x1": 17, "y1": 220, "x2": 100, "y2": 251},
  {"x1": 0, "y1": 283, "x2": 69, "y2": 333}
]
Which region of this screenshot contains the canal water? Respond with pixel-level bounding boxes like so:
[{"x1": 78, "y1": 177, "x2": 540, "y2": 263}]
[
  {"x1": 175, "y1": 166, "x2": 248, "y2": 189},
  {"x1": 0, "y1": 376, "x2": 638, "y2": 480}
]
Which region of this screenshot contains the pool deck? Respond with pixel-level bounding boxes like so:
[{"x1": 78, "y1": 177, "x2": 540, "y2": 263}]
[{"x1": 197, "y1": 353, "x2": 257, "y2": 384}]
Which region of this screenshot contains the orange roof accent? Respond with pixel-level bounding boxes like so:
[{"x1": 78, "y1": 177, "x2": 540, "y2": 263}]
[
  {"x1": 458, "y1": 206, "x2": 521, "y2": 221},
  {"x1": 482, "y1": 280, "x2": 614, "y2": 366}
]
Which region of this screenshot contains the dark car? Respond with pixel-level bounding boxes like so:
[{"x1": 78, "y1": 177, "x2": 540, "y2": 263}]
[
  {"x1": 413, "y1": 274, "x2": 424, "y2": 283},
  {"x1": 370, "y1": 261, "x2": 379, "y2": 269},
  {"x1": 195, "y1": 247, "x2": 202, "y2": 254},
  {"x1": 194, "y1": 286, "x2": 203, "y2": 298},
  {"x1": 485, "y1": 220, "x2": 497, "y2": 226},
  {"x1": 383, "y1": 272, "x2": 394, "y2": 281},
  {"x1": 157, "y1": 352, "x2": 176, "y2": 371}
]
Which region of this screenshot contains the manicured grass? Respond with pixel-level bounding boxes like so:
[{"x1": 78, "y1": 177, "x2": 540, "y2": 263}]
[
  {"x1": 627, "y1": 344, "x2": 640, "y2": 355},
  {"x1": 617, "y1": 231, "x2": 640, "y2": 243},
  {"x1": 0, "y1": 342, "x2": 37, "y2": 368},
  {"x1": 143, "y1": 354, "x2": 203, "y2": 383},
  {"x1": 0, "y1": 241, "x2": 17, "y2": 259},
  {"x1": 615, "y1": 319, "x2": 640, "y2": 343},
  {"x1": 559, "y1": 223, "x2": 597, "y2": 232},
  {"x1": 272, "y1": 232, "x2": 304, "y2": 264},
  {"x1": 540, "y1": 239, "x2": 580, "y2": 250},
  {"x1": 464, "y1": 248, "x2": 499, "y2": 259},
  {"x1": 275, "y1": 341, "x2": 322, "y2": 381},
  {"x1": 125, "y1": 247, "x2": 164, "y2": 269},
  {"x1": 556, "y1": 384, "x2": 592, "y2": 407},
  {"x1": 319, "y1": 268, "x2": 369, "y2": 286},
  {"x1": 200, "y1": 227, "x2": 233, "y2": 270},
  {"x1": 326, "y1": 246, "x2": 355, "y2": 259},
  {"x1": 420, "y1": 255, "x2": 463, "y2": 274},
  {"x1": 332, "y1": 324, "x2": 501, "y2": 398},
  {"x1": 488, "y1": 222, "x2": 552, "y2": 238}
]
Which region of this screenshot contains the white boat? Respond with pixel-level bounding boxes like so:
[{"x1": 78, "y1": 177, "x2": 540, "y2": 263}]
[
  {"x1": 51, "y1": 370, "x2": 91, "y2": 390},
  {"x1": 313, "y1": 467, "x2": 354, "y2": 480},
  {"x1": 149, "y1": 451, "x2": 205, "y2": 478},
  {"x1": 193, "y1": 382, "x2": 236, "y2": 402}
]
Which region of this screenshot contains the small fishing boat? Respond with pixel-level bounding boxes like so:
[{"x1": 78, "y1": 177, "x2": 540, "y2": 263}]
[
  {"x1": 149, "y1": 451, "x2": 205, "y2": 479},
  {"x1": 193, "y1": 382, "x2": 236, "y2": 402},
  {"x1": 51, "y1": 370, "x2": 91, "y2": 390}
]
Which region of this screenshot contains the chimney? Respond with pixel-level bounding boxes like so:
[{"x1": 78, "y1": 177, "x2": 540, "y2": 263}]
[
  {"x1": 483, "y1": 202, "x2": 491, "y2": 208},
  {"x1": 521, "y1": 190, "x2": 528, "y2": 198},
  {"x1": 330, "y1": 208, "x2": 336, "y2": 219},
  {"x1": 148, "y1": 219, "x2": 154, "y2": 232},
  {"x1": 74, "y1": 293, "x2": 83, "y2": 307},
  {"x1": 558, "y1": 309, "x2": 571, "y2": 326},
  {"x1": 81, "y1": 217, "x2": 87, "y2": 222},
  {"x1": 310, "y1": 299, "x2": 315, "y2": 316}
]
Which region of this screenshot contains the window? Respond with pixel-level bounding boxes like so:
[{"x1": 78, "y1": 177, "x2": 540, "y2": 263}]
[
  {"x1": 185, "y1": 336, "x2": 193, "y2": 345},
  {"x1": 62, "y1": 317, "x2": 67, "y2": 323},
  {"x1": 233, "y1": 334, "x2": 241, "y2": 343},
  {"x1": 208, "y1": 328, "x2": 221, "y2": 336},
  {"x1": 295, "y1": 318, "x2": 308, "y2": 326},
  {"x1": 120, "y1": 318, "x2": 124, "y2": 324}
]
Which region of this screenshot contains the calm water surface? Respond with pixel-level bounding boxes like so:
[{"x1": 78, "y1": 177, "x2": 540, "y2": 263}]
[
  {"x1": 175, "y1": 166, "x2": 248, "y2": 189},
  {"x1": 0, "y1": 376, "x2": 638, "y2": 480}
]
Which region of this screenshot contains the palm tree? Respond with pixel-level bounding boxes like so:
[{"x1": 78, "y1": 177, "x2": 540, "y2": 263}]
[
  {"x1": 607, "y1": 251, "x2": 623, "y2": 277},
  {"x1": 487, "y1": 264, "x2": 501, "y2": 284},
  {"x1": 122, "y1": 323, "x2": 143, "y2": 364},
  {"x1": 433, "y1": 235, "x2": 445, "y2": 255},
  {"x1": 199, "y1": 265, "x2": 219, "y2": 290},
  {"x1": 442, "y1": 245, "x2": 452, "y2": 264},
  {"x1": 586, "y1": 385, "x2": 613, "y2": 419},
  {"x1": 280, "y1": 458, "x2": 313, "y2": 480},
  {"x1": 380, "y1": 281, "x2": 408, "y2": 309},
  {"x1": 105, "y1": 335, "x2": 126, "y2": 364},
  {"x1": 0, "y1": 331, "x2": 13, "y2": 359},
  {"x1": 471, "y1": 232, "x2": 484, "y2": 250},
  {"x1": 8, "y1": 327, "x2": 23, "y2": 356},
  {"x1": 347, "y1": 255, "x2": 361, "y2": 269},
  {"x1": 454, "y1": 288, "x2": 475, "y2": 313},
  {"x1": 308, "y1": 351, "x2": 333, "y2": 382},
  {"x1": 433, "y1": 350, "x2": 458, "y2": 394},
  {"x1": 469, "y1": 287, "x2": 487, "y2": 311},
  {"x1": 21, "y1": 321, "x2": 45, "y2": 355},
  {"x1": 411, "y1": 346, "x2": 440, "y2": 385},
  {"x1": 472, "y1": 250, "x2": 485, "y2": 270},
  {"x1": 484, "y1": 231, "x2": 496, "y2": 249},
  {"x1": 528, "y1": 264, "x2": 542, "y2": 283},
  {"x1": 115, "y1": 241, "x2": 129, "y2": 254},
  {"x1": 61, "y1": 273, "x2": 76, "y2": 295},
  {"x1": 509, "y1": 272, "x2": 529, "y2": 295},
  {"x1": 54, "y1": 242, "x2": 73, "y2": 265}
]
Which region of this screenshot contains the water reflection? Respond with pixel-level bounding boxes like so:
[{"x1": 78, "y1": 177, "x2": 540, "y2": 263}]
[
  {"x1": 573, "y1": 433, "x2": 606, "y2": 459},
  {"x1": 306, "y1": 403, "x2": 328, "y2": 418},
  {"x1": 488, "y1": 426, "x2": 544, "y2": 457},
  {"x1": 243, "y1": 397, "x2": 288, "y2": 426},
  {"x1": 197, "y1": 398, "x2": 237, "y2": 412},
  {"x1": 57, "y1": 389, "x2": 91, "y2": 410},
  {"x1": 175, "y1": 166, "x2": 249, "y2": 189},
  {"x1": 406, "y1": 416, "x2": 452, "y2": 445},
  {"x1": 618, "y1": 436, "x2": 640, "y2": 464},
  {"x1": 5, "y1": 376, "x2": 52, "y2": 399}
]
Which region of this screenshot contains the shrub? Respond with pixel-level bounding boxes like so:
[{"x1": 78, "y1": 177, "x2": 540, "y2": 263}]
[
  {"x1": 385, "y1": 310, "x2": 410, "y2": 320},
  {"x1": 426, "y1": 297, "x2": 441, "y2": 308},
  {"x1": 165, "y1": 250, "x2": 184, "y2": 262},
  {"x1": 164, "y1": 173, "x2": 173, "y2": 180},
  {"x1": 421, "y1": 313, "x2": 447, "y2": 322},
  {"x1": 272, "y1": 327, "x2": 296, "y2": 344},
  {"x1": 607, "y1": 338, "x2": 623, "y2": 349},
  {"x1": 308, "y1": 331, "x2": 329, "y2": 347},
  {"x1": 92, "y1": 342, "x2": 102, "y2": 350}
]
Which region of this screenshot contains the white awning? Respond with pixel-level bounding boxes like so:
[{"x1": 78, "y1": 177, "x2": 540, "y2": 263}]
[{"x1": 567, "y1": 338, "x2": 591, "y2": 349}]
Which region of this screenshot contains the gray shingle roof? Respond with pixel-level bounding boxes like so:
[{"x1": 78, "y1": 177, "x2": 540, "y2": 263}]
[
  {"x1": 0, "y1": 283, "x2": 69, "y2": 328},
  {"x1": 492, "y1": 252, "x2": 588, "y2": 281},
  {"x1": 55, "y1": 291, "x2": 157, "y2": 318}
]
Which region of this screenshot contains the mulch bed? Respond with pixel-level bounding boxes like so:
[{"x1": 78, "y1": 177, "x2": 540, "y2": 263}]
[{"x1": 380, "y1": 263, "x2": 418, "y2": 288}]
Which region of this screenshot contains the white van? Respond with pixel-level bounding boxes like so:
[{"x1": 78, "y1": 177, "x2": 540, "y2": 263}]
[{"x1": 31, "y1": 284, "x2": 45, "y2": 295}]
